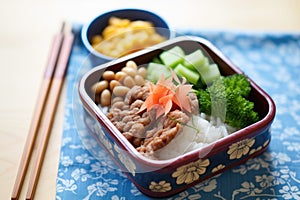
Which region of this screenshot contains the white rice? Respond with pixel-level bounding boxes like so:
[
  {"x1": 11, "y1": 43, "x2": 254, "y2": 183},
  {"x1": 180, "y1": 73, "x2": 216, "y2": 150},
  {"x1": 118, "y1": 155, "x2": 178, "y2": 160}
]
[{"x1": 154, "y1": 113, "x2": 238, "y2": 160}]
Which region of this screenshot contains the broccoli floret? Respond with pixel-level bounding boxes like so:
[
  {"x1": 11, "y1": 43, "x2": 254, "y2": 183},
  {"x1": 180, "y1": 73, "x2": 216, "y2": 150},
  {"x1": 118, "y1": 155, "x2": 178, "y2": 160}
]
[
  {"x1": 222, "y1": 73, "x2": 251, "y2": 97},
  {"x1": 206, "y1": 78, "x2": 227, "y2": 122},
  {"x1": 225, "y1": 92, "x2": 259, "y2": 128},
  {"x1": 195, "y1": 74, "x2": 259, "y2": 128},
  {"x1": 196, "y1": 89, "x2": 212, "y2": 114}
]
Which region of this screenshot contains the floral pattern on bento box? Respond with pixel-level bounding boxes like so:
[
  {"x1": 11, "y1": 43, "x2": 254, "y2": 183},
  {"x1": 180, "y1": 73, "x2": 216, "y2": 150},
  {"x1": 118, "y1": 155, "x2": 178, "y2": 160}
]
[
  {"x1": 146, "y1": 137, "x2": 270, "y2": 193},
  {"x1": 82, "y1": 110, "x2": 271, "y2": 196},
  {"x1": 56, "y1": 25, "x2": 300, "y2": 200},
  {"x1": 172, "y1": 158, "x2": 210, "y2": 185}
]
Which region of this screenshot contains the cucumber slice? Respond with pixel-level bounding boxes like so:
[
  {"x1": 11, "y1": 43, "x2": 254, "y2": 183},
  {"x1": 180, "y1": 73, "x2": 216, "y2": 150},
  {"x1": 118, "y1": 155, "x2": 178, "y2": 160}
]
[
  {"x1": 183, "y1": 49, "x2": 205, "y2": 70},
  {"x1": 174, "y1": 63, "x2": 200, "y2": 84},
  {"x1": 193, "y1": 57, "x2": 210, "y2": 73},
  {"x1": 159, "y1": 46, "x2": 185, "y2": 68},
  {"x1": 146, "y1": 62, "x2": 171, "y2": 83},
  {"x1": 200, "y1": 63, "x2": 221, "y2": 84},
  {"x1": 147, "y1": 62, "x2": 158, "y2": 74},
  {"x1": 203, "y1": 57, "x2": 210, "y2": 70}
]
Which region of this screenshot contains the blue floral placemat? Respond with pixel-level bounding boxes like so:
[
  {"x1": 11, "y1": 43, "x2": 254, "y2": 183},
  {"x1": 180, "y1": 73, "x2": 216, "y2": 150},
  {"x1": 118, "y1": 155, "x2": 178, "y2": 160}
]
[{"x1": 55, "y1": 25, "x2": 300, "y2": 200}]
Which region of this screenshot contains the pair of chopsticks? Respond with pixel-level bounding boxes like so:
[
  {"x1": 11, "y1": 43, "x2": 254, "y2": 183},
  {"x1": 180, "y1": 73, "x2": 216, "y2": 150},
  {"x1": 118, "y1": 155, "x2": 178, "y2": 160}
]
[{"x1": 11, "y1": 22, "x2": 74, "y2": 200}]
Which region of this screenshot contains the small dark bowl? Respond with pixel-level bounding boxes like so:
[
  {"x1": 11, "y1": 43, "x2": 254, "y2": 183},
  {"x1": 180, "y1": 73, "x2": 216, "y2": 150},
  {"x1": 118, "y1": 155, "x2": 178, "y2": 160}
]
[
  {"x1": 81, "y1": 8, "x2": 173, "y2": 66},
  {"x1": 78, "y1": 36, "x2": 276, "y2": 197}
]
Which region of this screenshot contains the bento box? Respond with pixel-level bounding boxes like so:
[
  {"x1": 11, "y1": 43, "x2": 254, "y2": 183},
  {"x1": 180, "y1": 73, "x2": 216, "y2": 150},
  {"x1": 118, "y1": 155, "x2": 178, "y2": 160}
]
[{"x1": 78, "y1": 36, "x2": 276, "y2": 198}]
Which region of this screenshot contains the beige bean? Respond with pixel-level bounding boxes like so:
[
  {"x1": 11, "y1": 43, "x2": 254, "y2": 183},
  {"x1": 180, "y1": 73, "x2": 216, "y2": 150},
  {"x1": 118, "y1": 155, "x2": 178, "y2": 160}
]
[
  {"x1": 134, "y1": 74, "x2": 145, "y2": 86},
  {"x1": 121, "y1": 67, "x2": 136, "y2": 77},
  {"x1": 123, "y1": 76, "x2": 135, "y2": 88},
  {"x1": 113, "y1": 86, "x2": 130, "y2": 96},
  {"x1": 115, "y1": 71, "x2": 127, "y2": 81},
  {"x1": 109, "y1": 80, "x2": 121, "y2": 91},
  {"x1": 137, "y1": 67, "x2": 147, "y2": 78},
  {"x1": 100, "y1": 89, "x2": 111, "y2": 106},
  {"x1": 111, "y1": 96, "x2": 124, "y2": 104},
  {"x1": 126, "y1": 60, "x2": 138, "y2": 70},
  {"x1": 91, "y1": 80, "x2": 108, "y2": 94},
  {"x1": 102, "y1": 70, "x2": 115, "y2": 81}
]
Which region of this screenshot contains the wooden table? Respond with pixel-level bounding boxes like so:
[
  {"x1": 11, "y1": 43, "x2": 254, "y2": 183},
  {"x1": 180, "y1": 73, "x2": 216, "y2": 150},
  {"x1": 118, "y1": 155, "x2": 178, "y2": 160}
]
[{"x1": 1, "y1": 0, "x2": 299, "y2": 199}]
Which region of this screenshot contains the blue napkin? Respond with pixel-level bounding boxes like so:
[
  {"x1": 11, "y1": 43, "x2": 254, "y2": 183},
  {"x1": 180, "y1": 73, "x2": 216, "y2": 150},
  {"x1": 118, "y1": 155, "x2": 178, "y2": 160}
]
[{"x1": 56, "y1": 25, "x2": 300, "y2": 200}]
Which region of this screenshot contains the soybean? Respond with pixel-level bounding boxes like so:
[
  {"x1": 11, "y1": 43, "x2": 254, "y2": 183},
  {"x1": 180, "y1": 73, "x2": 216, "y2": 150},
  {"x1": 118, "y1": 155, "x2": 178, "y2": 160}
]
[
  {"x1": 92, "y1": 60, "x2": 147, "y2": 107},
  {"x1": 115, "y1": 71, "x2": 127, "y2": 81},
  {"x1": 137, "y1": 67, "x2": 147, "y2": 78},
  {"x1": 109, "y1": 80, "x2": 121, "y2": 91},
  {"x1": 111, "y1": 96, "x2": 124, "y2": 104},
  {"x1": 102, "y1": 70, "x2": 115, "y2": 81},
  {"x1": 122, "y1": 67, "x2": 136, "y2": 77},
  {"x1": 134, "y1": 74, "x2": 145, "y2": 86},
  {"x1": 91, "y1": 80, "x2": 108, "y2": 94},
  {"x1": 126, "y1": 60, "x2": 138, "y2": 70},
  {"x1": 100, "y1": 89, "x2": 111, "y2": 106},
  {"x1": 123, "y1": 76, "x2": 135, "y2": 88},
  {"x1": 113, "y1": 86, "x2": 130, "y2": 97}
]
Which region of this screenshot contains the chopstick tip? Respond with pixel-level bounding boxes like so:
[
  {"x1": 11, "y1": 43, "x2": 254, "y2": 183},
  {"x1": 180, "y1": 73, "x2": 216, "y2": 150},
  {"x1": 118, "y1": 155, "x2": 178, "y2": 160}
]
[
  {"x1": 59, "y1": 21, "x2": 72, "y2": 34},
  {"x1": 62, "y1": 21, "x2": 72, "y2": 35},
  {"x1": 60, "y1": 22, "x2": 65, "y2": 33}
]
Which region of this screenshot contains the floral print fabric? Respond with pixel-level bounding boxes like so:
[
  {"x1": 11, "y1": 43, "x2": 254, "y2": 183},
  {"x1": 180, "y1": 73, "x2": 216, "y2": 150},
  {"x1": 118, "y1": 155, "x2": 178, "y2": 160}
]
[{"x1": 56, "y1": 25, "x2": 300, "y2": 200}]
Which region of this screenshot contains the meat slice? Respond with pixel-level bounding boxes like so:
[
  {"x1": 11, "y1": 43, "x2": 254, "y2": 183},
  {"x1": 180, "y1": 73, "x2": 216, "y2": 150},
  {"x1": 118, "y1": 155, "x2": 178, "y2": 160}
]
[
  {"x1": 137, "y1": 110, "x2": 190, "y2": 157},
  {"x1": 106, "y1": 84, "x2": 195, "y2": 159}
]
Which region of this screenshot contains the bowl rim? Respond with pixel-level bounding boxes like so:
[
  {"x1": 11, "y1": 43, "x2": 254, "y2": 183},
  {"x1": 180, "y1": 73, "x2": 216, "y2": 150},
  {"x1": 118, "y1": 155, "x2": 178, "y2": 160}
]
[
  {"x1": 78, "y1": 35, "x2": 276, "y2": 167},
  {"x1": 81, "y1": 8, "x2": 174, "y2": 61}
]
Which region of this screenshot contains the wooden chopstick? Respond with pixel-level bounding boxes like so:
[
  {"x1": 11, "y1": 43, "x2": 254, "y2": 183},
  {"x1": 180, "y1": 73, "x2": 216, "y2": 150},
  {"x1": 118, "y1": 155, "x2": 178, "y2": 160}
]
[
  {"x1": 11, "y1": 22, "x2": 65, "y2": 200},
  {"x1": 25, "y1": 23, "x2": 74, "y2": 200}
]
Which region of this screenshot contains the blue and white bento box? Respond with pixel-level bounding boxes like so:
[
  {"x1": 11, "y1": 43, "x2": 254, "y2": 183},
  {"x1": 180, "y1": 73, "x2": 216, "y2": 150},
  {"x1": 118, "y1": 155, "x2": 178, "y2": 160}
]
[{"x1": 78, "y1": 36, "x2": 276, "y2": 198}]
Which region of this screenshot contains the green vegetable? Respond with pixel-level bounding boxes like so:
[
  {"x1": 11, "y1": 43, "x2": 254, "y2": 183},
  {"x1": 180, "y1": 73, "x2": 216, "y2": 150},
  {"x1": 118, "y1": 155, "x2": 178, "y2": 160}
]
[
  {"x1": 183, "y1": 49, "x2": 206, "y2": 70},
  {"x1": 194, "y1": 74, "x2": 259, "y2": 128},
  {"x1": 199, "y1": 63, "x2": 221, "y2": 85},
  {"x1": 159, "y1": 46, "x2": 185, "y2": 68},
  {"x1": 183, "y1": 49, "x2": 209, "y2": 72},
  {"x1": 222, "y1": 73, "x2": 251, "y2": 97},
  {"x1": 146, "y1": 62, "x2": 171, "y2": 83},
  {"x1": 183, "y1": 49, "x2": 221, "y2": 85},
  {"x1": 174, "y1": 63, "x2": 200, "y2": 84},
  {"x1": 151, "y1": 46, "x2": 221, "y2": 86}
]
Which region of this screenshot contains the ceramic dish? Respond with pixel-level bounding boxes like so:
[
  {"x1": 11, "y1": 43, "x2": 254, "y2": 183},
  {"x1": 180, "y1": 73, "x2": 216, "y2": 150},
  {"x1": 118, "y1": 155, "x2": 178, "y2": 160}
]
[
  {"x1": 78, "y1": 36, "x2": 276, "y2": 198},
  {"x1": 81, "y1": 8, "x2": 173, "y2": 66}
]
